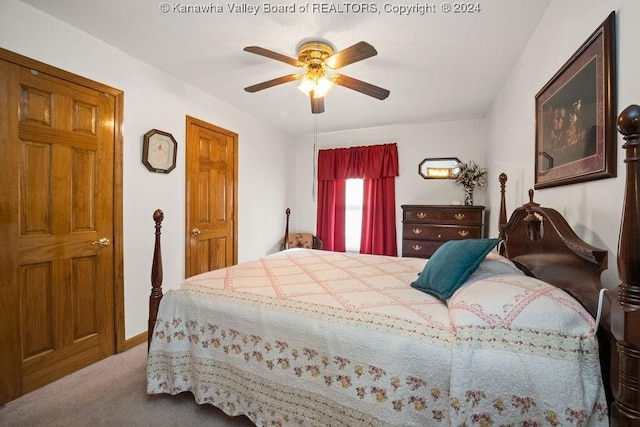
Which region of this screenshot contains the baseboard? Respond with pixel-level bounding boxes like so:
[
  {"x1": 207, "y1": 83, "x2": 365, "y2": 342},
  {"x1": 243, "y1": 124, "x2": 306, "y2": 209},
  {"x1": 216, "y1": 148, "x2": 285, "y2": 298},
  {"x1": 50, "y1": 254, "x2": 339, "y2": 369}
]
[{"x1": 122, "y1": 332, "x2": 147, "y2": 352}]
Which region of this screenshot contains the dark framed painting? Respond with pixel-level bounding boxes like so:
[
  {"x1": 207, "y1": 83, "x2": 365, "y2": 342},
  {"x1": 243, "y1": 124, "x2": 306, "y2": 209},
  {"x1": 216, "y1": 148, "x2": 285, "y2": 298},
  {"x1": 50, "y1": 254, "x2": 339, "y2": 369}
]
[{"x1": 534, "y1": 12, "x2": 616, "y2": 189}]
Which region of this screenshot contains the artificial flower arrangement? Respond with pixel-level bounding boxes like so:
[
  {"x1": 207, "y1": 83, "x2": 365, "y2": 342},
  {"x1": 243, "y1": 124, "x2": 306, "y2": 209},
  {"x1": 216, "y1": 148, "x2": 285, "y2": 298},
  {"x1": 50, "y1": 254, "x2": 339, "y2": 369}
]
[{"x1": 451, "y1": 161, "x2": 487, "y2": 205}]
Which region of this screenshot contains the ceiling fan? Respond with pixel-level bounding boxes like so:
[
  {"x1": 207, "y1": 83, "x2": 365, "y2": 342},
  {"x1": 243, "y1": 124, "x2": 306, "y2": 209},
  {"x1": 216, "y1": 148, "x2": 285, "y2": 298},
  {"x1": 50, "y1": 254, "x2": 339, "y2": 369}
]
[{"x1": 243, "y1": 40, "x2": 390, "y2": 114}]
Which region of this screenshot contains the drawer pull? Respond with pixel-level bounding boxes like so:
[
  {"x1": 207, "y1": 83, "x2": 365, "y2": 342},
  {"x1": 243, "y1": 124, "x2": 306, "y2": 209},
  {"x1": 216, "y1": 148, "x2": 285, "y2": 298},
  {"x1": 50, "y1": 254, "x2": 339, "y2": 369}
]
[
  {"x1": 412, "y1": 228, "x2": 422, "y2": 235},
  {"x1": 412, "y1": 244, "x2": 422, "y2": 251},
  {"x1": 416, "y1": 212, "x2": 427, "y2": 219},
  {"x1": 454, "y1": 213, "x2": 465, "y2": 221},
  {"x1": 458, "y1": 230, "x2": 469, "y2": 237},
  {"x1": 437, "y1": 234, "x2": 442, "y2": 239}
]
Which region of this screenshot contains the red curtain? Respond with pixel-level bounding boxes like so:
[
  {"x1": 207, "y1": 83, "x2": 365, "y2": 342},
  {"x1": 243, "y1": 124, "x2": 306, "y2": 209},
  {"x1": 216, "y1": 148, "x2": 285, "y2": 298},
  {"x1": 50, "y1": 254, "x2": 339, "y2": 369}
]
[
  {"x1": 316, "y1": 143, "x2": 399, "y2": 255},
  {"x1": 316, "y1": 178, "x2": 346, "y2": 252}
]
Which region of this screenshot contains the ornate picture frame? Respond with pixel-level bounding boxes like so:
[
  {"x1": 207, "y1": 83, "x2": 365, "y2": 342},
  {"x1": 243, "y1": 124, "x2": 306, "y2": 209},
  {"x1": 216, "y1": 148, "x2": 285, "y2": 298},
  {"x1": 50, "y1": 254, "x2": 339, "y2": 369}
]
[
  {"x1": 142, "y1": 129, "x2": 177, "y2": 174},
  {"x1": 418, "y1": 157, "x2": 461, "y2": 179},
  {"x1": 534, "y1": 12, "x2": 616, "y2": 189}
]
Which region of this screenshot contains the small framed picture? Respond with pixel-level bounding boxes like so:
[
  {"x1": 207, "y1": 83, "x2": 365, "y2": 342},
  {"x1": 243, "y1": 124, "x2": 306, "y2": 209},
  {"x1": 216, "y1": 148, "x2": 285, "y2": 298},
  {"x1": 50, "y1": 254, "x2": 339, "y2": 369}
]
[{"x1": 142, "y1": 129, "x2": 177, "y2": 174}]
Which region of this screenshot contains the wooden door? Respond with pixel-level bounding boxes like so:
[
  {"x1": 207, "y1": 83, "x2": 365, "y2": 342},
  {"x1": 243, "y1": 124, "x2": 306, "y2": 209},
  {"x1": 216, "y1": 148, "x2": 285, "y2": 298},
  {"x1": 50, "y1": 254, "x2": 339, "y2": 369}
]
[
  {"x1": 0, "y1": 57, "x2": 118, "y2": 403},
  {"x1": 185, "y1": 116, "x2": 238, "y2": 277}
]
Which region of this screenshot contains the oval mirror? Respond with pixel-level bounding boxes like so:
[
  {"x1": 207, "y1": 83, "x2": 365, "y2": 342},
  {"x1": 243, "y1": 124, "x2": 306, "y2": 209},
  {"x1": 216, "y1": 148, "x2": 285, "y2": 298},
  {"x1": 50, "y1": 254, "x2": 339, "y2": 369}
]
[{"x1": 418, "y1": 157, "x2": 461, "y2": 179}]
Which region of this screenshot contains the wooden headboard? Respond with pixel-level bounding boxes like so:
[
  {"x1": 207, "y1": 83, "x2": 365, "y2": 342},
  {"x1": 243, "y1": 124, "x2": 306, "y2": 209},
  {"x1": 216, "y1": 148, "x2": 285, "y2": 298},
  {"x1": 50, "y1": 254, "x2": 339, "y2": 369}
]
[
  {"x1": 499, "y1": 189, "x2": 607, "y2": 319},
  {"x1": 497, "y1": 185, "x2": 612, "y2": 412}
]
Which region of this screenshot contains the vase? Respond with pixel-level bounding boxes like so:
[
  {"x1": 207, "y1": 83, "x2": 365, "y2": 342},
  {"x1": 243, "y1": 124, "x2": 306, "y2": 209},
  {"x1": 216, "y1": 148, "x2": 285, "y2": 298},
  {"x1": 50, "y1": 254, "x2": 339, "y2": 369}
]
[{"x1": 464, "y1": 186, "x2": 474, "y2": 206}]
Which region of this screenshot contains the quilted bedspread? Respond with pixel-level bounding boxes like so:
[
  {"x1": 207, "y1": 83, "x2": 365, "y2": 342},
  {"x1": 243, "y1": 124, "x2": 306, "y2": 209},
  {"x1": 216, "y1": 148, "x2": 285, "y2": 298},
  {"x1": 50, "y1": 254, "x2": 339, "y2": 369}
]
[{"x1": 147, "y1": 249, "x2": 608, "y2": 426}]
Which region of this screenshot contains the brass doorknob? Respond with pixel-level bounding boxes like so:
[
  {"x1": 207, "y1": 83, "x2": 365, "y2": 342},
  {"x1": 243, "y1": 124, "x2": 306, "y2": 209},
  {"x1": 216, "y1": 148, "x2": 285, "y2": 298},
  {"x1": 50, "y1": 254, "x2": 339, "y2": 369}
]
[
  {"x1": 92, "y1": 237, "x2": 111, "y2": 246},
  {"x1": 191, "y1": 228, "x2": 202, "y2": 235}
]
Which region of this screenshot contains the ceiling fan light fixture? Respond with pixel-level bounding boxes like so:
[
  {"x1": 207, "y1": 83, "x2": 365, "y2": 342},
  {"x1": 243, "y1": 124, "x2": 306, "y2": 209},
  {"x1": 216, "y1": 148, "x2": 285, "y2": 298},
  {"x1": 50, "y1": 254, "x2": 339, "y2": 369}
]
[
  {"x1": 297, "y1": 75, "x2": 315, "y2": 95},
  {"x1": 298, "y1": 74, "x2": 335, "y2": 98}
]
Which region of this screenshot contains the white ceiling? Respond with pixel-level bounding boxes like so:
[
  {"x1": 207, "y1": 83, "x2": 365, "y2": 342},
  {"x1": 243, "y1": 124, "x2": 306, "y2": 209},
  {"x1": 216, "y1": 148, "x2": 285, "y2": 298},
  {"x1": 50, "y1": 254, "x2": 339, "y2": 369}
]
[{"x1": 19, "y1": 0, "x2": 550, "y2": 137}]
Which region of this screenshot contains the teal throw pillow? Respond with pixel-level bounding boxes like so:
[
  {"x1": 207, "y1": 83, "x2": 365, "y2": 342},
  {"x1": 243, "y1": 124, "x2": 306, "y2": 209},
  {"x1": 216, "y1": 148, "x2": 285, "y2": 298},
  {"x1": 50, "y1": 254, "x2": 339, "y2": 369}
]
[{"x1": 411, "y1": 238, "x2": 499, "y2": 300}]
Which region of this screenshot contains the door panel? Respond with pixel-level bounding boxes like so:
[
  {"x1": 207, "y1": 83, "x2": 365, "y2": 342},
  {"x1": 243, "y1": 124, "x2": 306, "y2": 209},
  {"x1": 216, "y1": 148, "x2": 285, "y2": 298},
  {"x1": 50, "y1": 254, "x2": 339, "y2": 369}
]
[
  {"x1": 186, "y1": 116, "x2": 237, "y2": 277},
  {"x1": 0, "y1": 57, "x2": 117, "y2": 403},
  {"x1": 20, "y1": 262, "x2": 54, "y2": 358}
]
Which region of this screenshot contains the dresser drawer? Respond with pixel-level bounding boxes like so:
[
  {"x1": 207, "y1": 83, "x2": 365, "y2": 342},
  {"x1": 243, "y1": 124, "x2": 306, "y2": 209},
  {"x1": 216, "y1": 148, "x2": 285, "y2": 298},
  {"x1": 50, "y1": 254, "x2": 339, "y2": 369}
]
[
  {"x1": 438, "y1": 209, "x2": 483, "y2": 225},
  {"x1": 402, "y1": 206, "x2": 483, "y2": 225},
  {"x1": 403, "y1": 224, "x2": 482, "y2": 242},
  {"x1": 403, "y1": 208, "x2": 440, "y2": 223},
  {"x1": 402, "y1": 239, "x2": 443, "y2": 258}
]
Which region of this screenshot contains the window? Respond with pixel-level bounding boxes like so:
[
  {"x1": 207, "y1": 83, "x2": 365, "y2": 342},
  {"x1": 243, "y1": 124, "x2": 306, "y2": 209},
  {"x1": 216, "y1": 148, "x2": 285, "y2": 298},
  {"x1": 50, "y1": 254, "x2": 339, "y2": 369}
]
[
  {"x1": 345, "y1": 178, "x2": 363, "y2": 252},
  {"x1": 316, "y1": 143, "x2": 398, "y2": 255}
]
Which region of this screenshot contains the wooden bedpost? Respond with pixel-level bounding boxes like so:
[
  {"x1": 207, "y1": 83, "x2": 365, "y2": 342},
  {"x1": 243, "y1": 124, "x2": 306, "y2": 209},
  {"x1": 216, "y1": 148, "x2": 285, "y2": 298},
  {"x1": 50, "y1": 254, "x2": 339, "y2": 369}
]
[
  {"x1": 148, "y1": 209, "x2": 164, "y2": 351},
  {"x1": 611, "y1": 104, "x2": 640, "y2": 424},
  {"x1": 283, "y1": 208, "x2": 291, "y2": 250},
  {"x1": 498, "y1": 173, "x2": 507, "y2": 255}
]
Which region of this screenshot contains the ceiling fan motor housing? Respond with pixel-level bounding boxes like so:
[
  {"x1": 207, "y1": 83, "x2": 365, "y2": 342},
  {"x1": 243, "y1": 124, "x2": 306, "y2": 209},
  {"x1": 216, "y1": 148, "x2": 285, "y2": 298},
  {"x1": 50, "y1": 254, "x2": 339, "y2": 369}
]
[{"x1": 297, "y1": 41, "x2": 335, "y2": 70}]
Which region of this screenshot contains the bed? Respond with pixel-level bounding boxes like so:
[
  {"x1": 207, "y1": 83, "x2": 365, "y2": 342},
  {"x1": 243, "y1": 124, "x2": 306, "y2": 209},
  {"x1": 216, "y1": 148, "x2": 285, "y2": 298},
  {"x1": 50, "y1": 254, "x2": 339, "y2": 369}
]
[{"x1": 146, "y1": 104, "x2": 640, "y2": 425}]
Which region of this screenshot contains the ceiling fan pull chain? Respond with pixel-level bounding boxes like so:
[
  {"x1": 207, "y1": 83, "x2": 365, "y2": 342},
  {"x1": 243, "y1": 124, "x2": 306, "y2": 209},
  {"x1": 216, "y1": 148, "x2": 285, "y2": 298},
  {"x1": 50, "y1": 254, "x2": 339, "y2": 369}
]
[{"x1": 312, "y1": 115, "x2": 318, "y2": 202}]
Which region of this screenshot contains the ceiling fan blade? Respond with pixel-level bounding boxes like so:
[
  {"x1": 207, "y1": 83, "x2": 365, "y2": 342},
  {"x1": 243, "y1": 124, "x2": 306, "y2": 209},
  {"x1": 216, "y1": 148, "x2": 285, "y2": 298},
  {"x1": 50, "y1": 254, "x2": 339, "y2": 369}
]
[
  {"x1": 244, "y1": 75, "x2": 299, "y2": 93},
  {"x1": 310, "y1": 92, "x2": 325, "y2": 114},
  {"x1": 244, "y1": 46, "x2": 302, "y2": 67},
  {"x1": 335, "y1": 74, "x2": 390, "y2": 100},
  {"x1": 325, "y1": 41, "x2": 378, "y2": 69}
]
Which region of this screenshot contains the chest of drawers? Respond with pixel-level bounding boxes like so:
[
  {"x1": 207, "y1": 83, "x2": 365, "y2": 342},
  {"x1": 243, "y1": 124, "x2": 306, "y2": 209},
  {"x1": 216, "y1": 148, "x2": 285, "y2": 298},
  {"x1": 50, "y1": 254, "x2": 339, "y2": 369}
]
[{"x1": 401, "y1": 205, "x2": 485, "y2": 258}]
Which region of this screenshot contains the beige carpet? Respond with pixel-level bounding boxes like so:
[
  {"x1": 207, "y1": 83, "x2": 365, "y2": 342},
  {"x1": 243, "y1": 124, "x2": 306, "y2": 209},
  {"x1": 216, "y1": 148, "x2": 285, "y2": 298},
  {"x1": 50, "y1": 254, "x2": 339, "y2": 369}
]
[{"x1": 0, "y1": 343, "x2": 255, "y2": 426}]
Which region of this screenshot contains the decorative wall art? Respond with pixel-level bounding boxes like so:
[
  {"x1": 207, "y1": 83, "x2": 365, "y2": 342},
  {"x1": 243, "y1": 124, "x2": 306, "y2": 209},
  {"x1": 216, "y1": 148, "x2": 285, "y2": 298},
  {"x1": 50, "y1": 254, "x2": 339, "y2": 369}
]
[
  {"x1": 418, "y1": 157, "x2": 461, "y2": 179},
  {"x1": 534, "y1": 12, "x2": 616, "y2": 189},
  {"x1": 142, "y1": 129, "x2": 177, "y2": 174}
]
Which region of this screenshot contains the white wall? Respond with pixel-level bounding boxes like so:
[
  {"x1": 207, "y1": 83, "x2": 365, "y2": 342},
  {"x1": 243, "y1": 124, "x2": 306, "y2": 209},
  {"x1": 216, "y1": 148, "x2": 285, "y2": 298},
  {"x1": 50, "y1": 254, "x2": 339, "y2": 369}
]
[
  {"x1": 0, "y1": 0, "x2": 295, "y2": 339},
  {"x1": 293, "y1": 119, "x2": 487, "y2": 252},
  {"x1": 485, "y1": 0, "x2": 640, "y2": 287}
]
